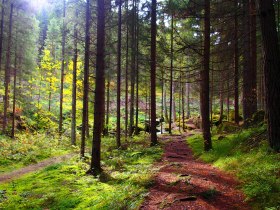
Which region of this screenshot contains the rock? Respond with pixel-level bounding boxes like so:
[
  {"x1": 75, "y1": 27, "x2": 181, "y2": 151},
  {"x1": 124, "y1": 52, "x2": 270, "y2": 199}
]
[{"x1": 185, "y1": 124, "x2": 197, "y2": 130}]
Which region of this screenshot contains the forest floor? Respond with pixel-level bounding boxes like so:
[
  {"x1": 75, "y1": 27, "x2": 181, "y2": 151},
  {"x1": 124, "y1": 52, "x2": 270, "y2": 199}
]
[
  {"x1": 141, "y1": 133, "x2": 250, "y2": 210},
  {"x1": 0, "y1": 153, "x2": 73, "y2": 183}
]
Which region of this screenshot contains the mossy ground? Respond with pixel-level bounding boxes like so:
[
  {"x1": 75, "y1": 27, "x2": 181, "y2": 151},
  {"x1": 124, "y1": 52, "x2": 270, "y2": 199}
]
[
  {"x1": 0, "y1": 135, "x2": 163, "y2": 209},
  {"x1": 187, "y1": 125, "x2": 280, "y2": 209},
  {"x1": 0, "y1": 133, "x2": 75, "y2": 173}
]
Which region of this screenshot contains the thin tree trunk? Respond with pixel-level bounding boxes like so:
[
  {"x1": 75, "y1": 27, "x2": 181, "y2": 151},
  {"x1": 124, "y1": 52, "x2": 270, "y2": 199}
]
[
  {"x1": 71, "y1": 9, "x2": 78, "y2": 146},
  {"x1": 3, "y1": 3, "x2": 13, "y2": 133},
  {"x1": 179, "y1": 74, "x2": 182, "y2": 132},
  {"x1": 164, "y1": 81, "x2": 169, "y2": 122},
  {"x1": 59, "y1": 0, "x2": 66, "y2": 135},
  {"x1": 161, "y1": 71, "x2": 164, "y2": 134},
  {"x1": 227, "y1": 72, "x2": 230, "y2": 121},
  {"x1": 125, "y1": 0, "x2": 129, "y2": 140},
  {"x1": 81, "y1": 0, "x2": 90, "y2": 158},
  {"x1": 11, "y1": 35, "x2": 17, "y2": 139},
  {"x1": 150, "y1": 0, "x2": 157, "y2": 145},
  {"x1": 0, "y1": 0, "x2": 5, "y2": 74},
  {"x1": 186, "y1": 73, "x2": 190, "y2": 119},
  {"x1": 135, "y1": 6, "x2": 140, "y2": 135},
  {"x1": 90, "y1": 0, "x2": 106, "y2": 173},
  {"x1": 201, "y1": 0, "x2": 212, "y2": 151},
  {"x1": 210, "y1": 67, "x2": 213, "y2": 127},
  {"x1": 129, "y1": 0, "x2": 136, "y2": 137},
  {"x1": 219, "y1": 73, "x2": 224, "y2": 123},
  {"x1": 234, "y1": 0, "x2": 239, "y2": 124},
  {"x1": 258, "y1": 0, "x2": 280, "y2": 151},
  {"x1": 104, "y1": 75, "x2": 110, "y2": 135},
  {"x1": 182, "y1": 80, "x2": 185, "y2": 131},
  {"x1": 169, "y1": 12, "x2": 174, "y2": 134},
  {"x1": 172, "y1": 83, "x2": 176, "y2": 122},
  {"x1": 116, "y1": 0, "x2": 122, "y2": 148}
]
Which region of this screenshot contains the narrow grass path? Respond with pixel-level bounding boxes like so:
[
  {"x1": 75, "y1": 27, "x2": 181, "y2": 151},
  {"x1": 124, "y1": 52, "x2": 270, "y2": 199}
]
[
  {"x1": 141, "y1": 134, "x2": 250, "y2": 210},
  {"x1": 0, "y1": 153, "x2": 74, "y2": 183}
]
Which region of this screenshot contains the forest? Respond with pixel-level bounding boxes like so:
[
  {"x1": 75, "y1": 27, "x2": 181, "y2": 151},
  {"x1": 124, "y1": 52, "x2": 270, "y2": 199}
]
[{"x1": 0, "y1": 0, "x2": 279, "y2": 209}]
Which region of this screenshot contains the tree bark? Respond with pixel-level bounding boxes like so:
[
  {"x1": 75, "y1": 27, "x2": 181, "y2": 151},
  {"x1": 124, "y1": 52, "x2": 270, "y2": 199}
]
[
  {"x1": 59, "y1": 0, "x2": 66, "y2": 135},
  {"x1": 81, "y1": 0, "x2": 90, "y2": 158},
  {"x1": 71, "y1": 9, "x2": 78, "y2": 146},
  {"x1": 150, "y1": 0, "x2": 157, "y2": 145},
  {"x1": 129, "y1": 0, "x2": 136, "y2": 137},
  {"x1": 201, "y1": 0, "x2": 212, "y2": 151},
  {"x1": 125, "y1": 0, "x2": 129, "y2": 140},
  {"x1": 258, "y1": 0, "x2": 280, "y2": 151},
  {"x1": 90, "y1": 0, "x2": 106, "y2": 173},
  {"x1": 243, "y1": 0, "x2": 257, "y2": 121},
  {"x1": 234, "y1": 0, "x2": 239, "y2": 124},
  {"x1": 169, "y1": 12, "x2": 174, "y2": 134},
  {"x1": 11, "y1": 31, "x2": 17, "y2": 139},
  {"x1": 116, "y1": 0, "x2": 122, "y2": 148},
  {"x1": 0, "y1": 0, "x2": 5, "y2": 75}
]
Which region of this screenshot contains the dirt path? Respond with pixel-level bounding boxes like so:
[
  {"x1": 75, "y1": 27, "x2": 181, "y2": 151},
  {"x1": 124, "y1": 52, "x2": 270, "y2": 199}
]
[
  {"x1": 0, "y1": 153, "x2": 74, "y2": 183},
  {"x1": 141, "y1": 134, "x2": 250, "y2": 210}
]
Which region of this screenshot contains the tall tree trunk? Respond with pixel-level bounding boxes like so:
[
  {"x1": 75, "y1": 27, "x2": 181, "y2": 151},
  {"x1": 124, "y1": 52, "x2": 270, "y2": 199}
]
[
  {"x1": 104, "y1": 75, "x2": 110, "y2": 135},
  {"x1": 182, "y1": 80, "x2": 185, "y2": 131},
  {"x1": 0, "y1": 0, "x2": 5, "y2": 74},
  {"x1": 179, "y1": 74, "x2": 182, "y2": 132},
  {"x1": 59, "y1": 0, "x2": 66, "y2": 135},
  {"x1": 129, "y1": 0, "x2": 136, "y2": 137},
  {"x1": 150, "y1": 0, "x2": 157, "y2": 145},
  {"x1": 227, "y1": 71, "x2": 230, "y2": 121},
  {"x1": 186, "y1": 77, "x2": 190, "y2": 118},
  {"x1": 116, "y1": 0, "x2": 122, "y2": 148},
  {"x1": 71, "y1": 9, "x2": 78, "y2": 146},
  {"x1": 210, "y1": 66, "x2": 213, "y2": 127},
  {"x1": 81, "y1": 0, "x2": 90, "y2": 158},
  {"x1": 258, "y1": 0, "x2": 280, "y2": 151},
  {"x1": 201, "y1": 0, "x2": 212, "y2": 151},
  {"x1": 243, "y1": 0, "x2": 257, "y2": 121},
  {"x1": 135, "y1": 5, "x2": 140, "y2": 135},
  {"x1": 161, "y1": 71, "x2": 164, "y2": 133},
  {"x1": 11, "y1": 32, "x2": 17, "y2": 139},
  {"x1": 3, "y1": 3, "x2": 13, "y2": 133},
  {"x1": 104, "y1": 0, "x2": 112, "y2": 136},
  {"x1": 219, "y1": 74, "x2": 224, "y2": 124},
  {"x1": 164, "y1": 81, "x2": 169, "y2": 122},
  {"x1": 90, "y1": 0, "x2": 106, "y2": 173},
  {"x1": 172, "y1": 83, "x2": 176, "y2": 123},
  {"x1": 125, "y1": 0, "x2": 129, "y2": 140},
  {"x1": 169, "y1": 12, "x2": 174, "y2": 134},
  {"x1": 234, "y1": 0, "x2": 239, "y2": 124}
]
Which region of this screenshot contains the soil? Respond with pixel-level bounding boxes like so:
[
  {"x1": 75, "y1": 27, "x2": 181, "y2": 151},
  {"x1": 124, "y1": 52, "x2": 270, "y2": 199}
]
[
  {"x1": 141, "y1": 134, "x2": 250, "y2": 210},
  {"x1": 0, "y1": 153, "x2": 73, "y2": 183}
]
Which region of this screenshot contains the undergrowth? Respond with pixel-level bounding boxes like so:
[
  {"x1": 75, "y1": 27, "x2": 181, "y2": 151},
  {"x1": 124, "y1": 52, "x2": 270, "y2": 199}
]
[
  {"x1": 187, "y1": 125, "x2": 280, "y2": 209},
  {"x1": 0, "y1": 133, "x2": 76, "y2": 173},
  {"x1": 0, "y1": 135, "x2": 163, "y2": 209}
]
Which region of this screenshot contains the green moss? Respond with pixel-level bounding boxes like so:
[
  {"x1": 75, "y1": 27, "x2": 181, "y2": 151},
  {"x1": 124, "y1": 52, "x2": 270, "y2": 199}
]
[
  {"x1": 187, "y1": 126, "x2": 280, "y2": 209},
  {"x1": 0, "y1": 133, "x2": 75, "y2": 173},
  {"x1": 0, "y1": 135, "x2": 163, "y2": 210}
]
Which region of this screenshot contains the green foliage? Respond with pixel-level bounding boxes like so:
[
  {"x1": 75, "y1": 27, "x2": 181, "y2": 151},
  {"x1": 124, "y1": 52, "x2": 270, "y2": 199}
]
[
  {"x1": 0, "y1": 135, "x2": 163, "y2": 209},
  {"x1": 187, "y1": 126, "x2": 280, "y2": 209}
]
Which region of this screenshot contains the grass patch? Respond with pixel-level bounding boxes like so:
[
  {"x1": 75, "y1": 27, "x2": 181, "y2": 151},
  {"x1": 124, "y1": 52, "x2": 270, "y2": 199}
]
[
  {"x1": 0, "y1": 133, "x2": 76, "y2": 173},
  {"x1": 187, "y1": 125, "x2": 280, "y2": 209},
  {"x1": 0, "y1": 135, "x2": 163, "y2": 209}
]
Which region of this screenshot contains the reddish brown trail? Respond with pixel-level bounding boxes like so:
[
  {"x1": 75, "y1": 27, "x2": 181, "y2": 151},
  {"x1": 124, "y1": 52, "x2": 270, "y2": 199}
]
[{"x1": 141, "y1": 134, "x2": 250, "y2": 210}]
